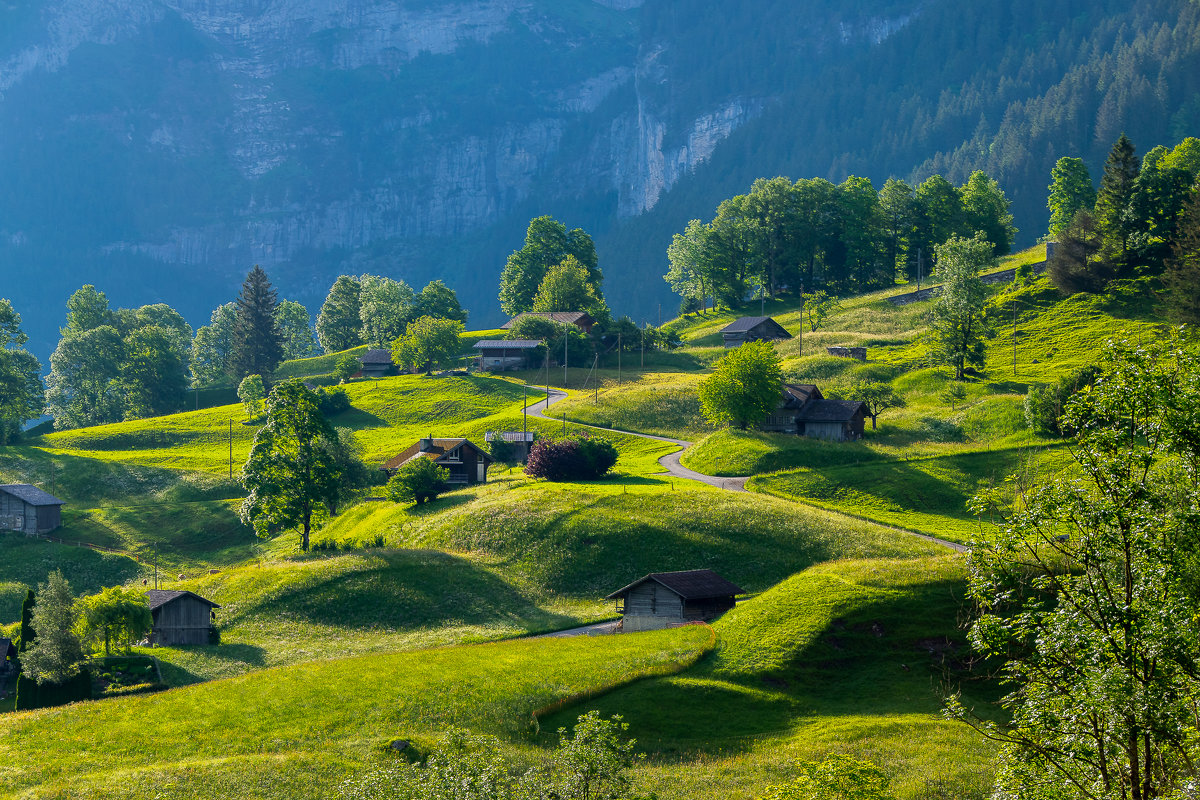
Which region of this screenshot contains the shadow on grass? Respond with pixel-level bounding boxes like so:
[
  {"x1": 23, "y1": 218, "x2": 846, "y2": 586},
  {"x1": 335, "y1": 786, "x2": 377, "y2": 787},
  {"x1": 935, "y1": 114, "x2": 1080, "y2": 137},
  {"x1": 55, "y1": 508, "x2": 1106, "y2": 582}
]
[{"x1": 154, "y1": 643, "x2": 268, "y2": 687}]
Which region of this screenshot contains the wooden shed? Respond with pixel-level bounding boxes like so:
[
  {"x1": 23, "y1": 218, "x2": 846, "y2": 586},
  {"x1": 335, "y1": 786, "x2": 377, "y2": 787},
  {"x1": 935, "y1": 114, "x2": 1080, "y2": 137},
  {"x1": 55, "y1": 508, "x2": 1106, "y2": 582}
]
[
  {"x1": 721, "y1": 316, "x2": 792, "y2": 348},
  {"x1": 146, "y1": 590, "x2": 220, "y2": 646},
  {"x1": 502, "y1": 311, "x2": 596, "y2": 334},
  {"x1": 382, "y1": 437, "x2": 494, "y2": 486},
  {"x1": 359, "y1": 349, "x2": 395, "y2": 378},
  {"x1": 760, "y1": 383, "x2": 824, "y2": 433},
  {"x1": 605, "y1": 569, "x2": 744, "y2": 632},
  {"x1": 0, "y1": 484, "x2": 64, "y2": 535},
  {"x1": 473, "y1": 339, "x2": 543, "y2": 371},
  {"x1": 794, "y1": 399, "x2": 868, "y2": 441}
]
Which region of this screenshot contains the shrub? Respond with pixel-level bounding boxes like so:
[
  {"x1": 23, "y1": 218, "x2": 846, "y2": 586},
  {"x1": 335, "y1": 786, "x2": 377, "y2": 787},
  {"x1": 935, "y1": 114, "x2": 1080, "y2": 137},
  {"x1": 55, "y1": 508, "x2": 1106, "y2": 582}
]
[
  {"x1": 386, "y1": 457, "x2": 451, "y2": 504},
  {"x1": 333, "y1": 352, "x2": 360, "y2": 382},
  {"x1": 316, "y1": 386, "x2": 351, "y2": 415},
  {"x1": 486, "y1": 433, "x2": 516, "y2": 463},
  {"x1": 525, "y1": 435, "x2": 618, "y2": 481},
  {"x1": 1023, "y1": 364, "x2": 1101, "y2": 435}
]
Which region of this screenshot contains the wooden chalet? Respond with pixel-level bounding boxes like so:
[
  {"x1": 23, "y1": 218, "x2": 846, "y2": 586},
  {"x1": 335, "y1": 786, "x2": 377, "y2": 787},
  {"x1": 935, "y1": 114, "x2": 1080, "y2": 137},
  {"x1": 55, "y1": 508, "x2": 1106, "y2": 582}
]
[
  {"x1": 760, "y1": 385, "x2": 867, "y2": 441},
  {"x1": 359, "y1": 349, "x2": 395, "y2": 378},
  {"x1": 721, "y1": 316, "x2": 792, "y2": 348},
  {"x1": 0, "y1": 484, "x2": 64, "y2": 535},
  {"x1": 501, "y1": 311, "x2": 596, "y2": 334},
  {"x1": 473, "y1": 339, "x2": 543, "y2": 371},
  {"x1": 605, "y1": 569, "x2": 743, "y2": 632},
  {"x1": 382, "y1": 437, "x2": 494, "y2": 486},
  {"x1": 146, "y1": 590, "x2": 219, "y2": 647}
]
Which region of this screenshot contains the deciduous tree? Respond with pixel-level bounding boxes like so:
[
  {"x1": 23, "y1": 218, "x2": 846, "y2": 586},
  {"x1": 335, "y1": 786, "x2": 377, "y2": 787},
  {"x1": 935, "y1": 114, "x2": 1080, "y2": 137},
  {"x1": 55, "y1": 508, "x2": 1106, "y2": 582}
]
[
  {"x1": 500, "y1": 216, "x2": 599, "y2": 316},
  {"x1": 697, "y1": 340, "x2": 783, "y2": 430},
  {"x1": 960, "y1": 170, "x2": 1017, "y2": 255},
  {"x1": 359, "y1": 275, "x2": 415, "y2": 347},
  {"x1": 190, "y1": 303, "x2": 237, "y2": 386},
  {"x1": 852, "y1": 382, "x2": 905, "y2": 430},
  {"x1": 1163, "y1": 188, "x2": 1200, "y2": 324},
  {"x1": 928, "y1": 234, "x2": 993, "y2": 380},
  {"x1": 240, "y1": 380, "x2": 346, "y2": 551},
  {"x1": 392, "y1": 316, "x2": 464, "y2": 375},
  {"x1": 386, "y1": 456, "x2": 450, "y2": 505},
  {"x1": 238, "y1": 374, "x2": 265, "y2": 419},
  {"x1": 530, "y1": 255, "x2": 607, "y2": 319},
  {"x1": 20, "y1": 570, "x2": 84, "y2": 685},
  {"x1": 0, "y1": 299, "x2": 43, "y2": 443},
  {"x1": 316, "y1": 275, "x2": 363, "y2": 353},
  {"x1": 77, "y1": 586, "x2": 151, "y2": 657},
  {"x1": 276, "y1": 299, "x2": 320, "y2": 360},
  {"x1": 412, "y1": 279, "x2": 468, "y2": 324},
  {"x1": 1046, "y1": 157, "x2": 1096, "y2": 237}
]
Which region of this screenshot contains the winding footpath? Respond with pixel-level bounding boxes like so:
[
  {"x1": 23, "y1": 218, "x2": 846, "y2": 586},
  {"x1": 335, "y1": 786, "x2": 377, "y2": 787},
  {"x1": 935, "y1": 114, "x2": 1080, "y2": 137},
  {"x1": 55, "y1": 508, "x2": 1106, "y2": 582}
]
[{"x1": 524, "y1": 389, "x2": 966, "y2": 553}]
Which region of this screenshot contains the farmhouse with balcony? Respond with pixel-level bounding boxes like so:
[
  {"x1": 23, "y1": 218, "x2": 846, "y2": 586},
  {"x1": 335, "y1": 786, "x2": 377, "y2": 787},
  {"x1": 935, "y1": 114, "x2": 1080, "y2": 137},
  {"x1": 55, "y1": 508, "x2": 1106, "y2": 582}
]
[
  {"x1": 382, "y1": 437, "x2": 494, "y2": 486},
  {"x1": 605, "y1": 569, "x2": 744, "y2": 632},
  {"x1": 0, "y1": 484, "x2": 64, "y2": 535},
  {"x1": 721, "y1": 316, "x2": 792, "y2": 348},
  {"x1": 146, "y1": 590, "x2": 220, "y2": 647}
]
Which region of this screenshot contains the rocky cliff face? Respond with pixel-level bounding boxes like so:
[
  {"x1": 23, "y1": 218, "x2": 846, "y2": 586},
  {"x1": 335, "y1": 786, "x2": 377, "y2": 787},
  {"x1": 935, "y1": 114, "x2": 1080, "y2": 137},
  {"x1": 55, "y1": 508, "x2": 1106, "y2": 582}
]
[{"x1": 0, "y1": 0, "x2": 919, "y2": 349}]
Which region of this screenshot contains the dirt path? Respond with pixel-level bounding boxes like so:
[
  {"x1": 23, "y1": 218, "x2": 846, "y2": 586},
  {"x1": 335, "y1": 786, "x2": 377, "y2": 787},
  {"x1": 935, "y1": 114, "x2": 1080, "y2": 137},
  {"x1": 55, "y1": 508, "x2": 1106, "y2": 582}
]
[{"x1": 523, "y1": 389, "x2": 968, "y2": 553}]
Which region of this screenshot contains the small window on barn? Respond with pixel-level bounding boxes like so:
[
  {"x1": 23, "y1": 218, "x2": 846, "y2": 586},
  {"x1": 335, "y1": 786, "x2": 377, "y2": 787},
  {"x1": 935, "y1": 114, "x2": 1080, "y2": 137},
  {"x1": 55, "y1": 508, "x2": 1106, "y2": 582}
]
[{"x1": 444, "y1": 448, "x2": 461, "y2": 463}]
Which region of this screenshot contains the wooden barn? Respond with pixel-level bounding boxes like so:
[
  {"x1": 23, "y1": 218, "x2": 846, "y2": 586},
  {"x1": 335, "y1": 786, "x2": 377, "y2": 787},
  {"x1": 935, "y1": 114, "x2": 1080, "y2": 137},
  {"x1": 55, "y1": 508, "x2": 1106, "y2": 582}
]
[
  {"x1": 761, "y1": 383, "x2": 824, "y2": 433},
  {"x1": 473, "y1": 339, "x2": 543, "y2": 371},
  {"x1": 359, "y1": 349, "x2": 395, "y2": 378},
  {"x1": 502, "y1": 311, "x2": 596, "y2": 334},
  {"x1": 146, "y1": 590, "x2": 219, "y2": 646},
  {"x1": 721, "y1": 316, "x2": 792, "y2": 348},
  {"x1": 605, "y1": 569, "x2": 744, "y2": 632},
  {"x1": 795, "y1": 399, "x2": 868, "y2": 441},
  {"x1": 382, "y1": 437, "x2": 494, "y2": 486},
  {"x1": 0, "y1": 484, "x2": 64, "y2": 535}
]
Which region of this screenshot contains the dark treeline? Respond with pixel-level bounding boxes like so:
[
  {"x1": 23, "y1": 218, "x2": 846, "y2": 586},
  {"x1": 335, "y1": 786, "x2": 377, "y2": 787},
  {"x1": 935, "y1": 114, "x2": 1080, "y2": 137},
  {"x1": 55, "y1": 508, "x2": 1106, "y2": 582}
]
[{"x1": 663, "y1": 171, "x2": 1014, "y2": 310}]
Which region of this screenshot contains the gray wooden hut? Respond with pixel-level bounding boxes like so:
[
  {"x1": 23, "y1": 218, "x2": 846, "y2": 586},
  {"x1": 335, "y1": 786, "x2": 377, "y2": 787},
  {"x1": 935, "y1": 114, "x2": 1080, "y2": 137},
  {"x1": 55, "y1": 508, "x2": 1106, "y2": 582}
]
[
  {"x1": 721, "y1": 316, "x2": 792, "y2": 348},
  {"x1": 146, "y1": 590, "x2": 220, "y2": 646},
  {"x1": 761, "y1": 383, "x2": 824, "y2": 433},
  {"x1": 794, "y1": 399, "x2": 868, "y2": 441},
  {"x1": 605, "y1": 569, "x2": 744, "y2": 632},
  {"x1": 472, "y1": 339, "x2": 543, "y2": 371},
  {"x1": 359, "y1": 349, "x2": 395, "y2": 378},
  {"x1": 0, "y1": 484, "x2": 64, "y2": 535}
]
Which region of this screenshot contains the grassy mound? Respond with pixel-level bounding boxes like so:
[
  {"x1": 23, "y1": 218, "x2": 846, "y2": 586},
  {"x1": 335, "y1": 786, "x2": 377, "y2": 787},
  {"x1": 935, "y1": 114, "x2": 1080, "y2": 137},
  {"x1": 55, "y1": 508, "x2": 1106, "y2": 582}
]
[
  {"x1": 553, "y1": 373, "x2": 713, "y2": 440},
  {"x1": 538, "y1": 556, "x2": 996, "y2": 800},
  {"x1": 0, "y1": 626, "x2": 713, "y2": 799}
]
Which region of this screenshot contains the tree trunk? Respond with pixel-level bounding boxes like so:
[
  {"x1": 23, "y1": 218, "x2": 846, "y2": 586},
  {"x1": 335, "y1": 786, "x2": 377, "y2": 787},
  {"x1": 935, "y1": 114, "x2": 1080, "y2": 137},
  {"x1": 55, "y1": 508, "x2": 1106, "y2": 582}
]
[
  {"x1": 302, "y1": 508, "x2": 311, "y2": 552},
  {"x1": 871, "y1": 413, "x2": 878, "y2": 429}
]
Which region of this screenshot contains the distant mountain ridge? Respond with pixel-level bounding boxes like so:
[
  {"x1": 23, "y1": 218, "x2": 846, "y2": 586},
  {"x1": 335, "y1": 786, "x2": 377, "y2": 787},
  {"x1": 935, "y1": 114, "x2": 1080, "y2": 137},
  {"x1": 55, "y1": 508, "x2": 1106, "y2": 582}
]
[{"x1": 1, "y1": 0, "x2": 1198, "y2": 358}]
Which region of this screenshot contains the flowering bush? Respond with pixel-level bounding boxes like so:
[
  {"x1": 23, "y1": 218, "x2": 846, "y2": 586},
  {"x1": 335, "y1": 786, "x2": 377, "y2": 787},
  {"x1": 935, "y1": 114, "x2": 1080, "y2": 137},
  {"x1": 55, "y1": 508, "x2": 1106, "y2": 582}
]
[{"x1": 524, "y1": 435, "x2": 617, "y2": 481}]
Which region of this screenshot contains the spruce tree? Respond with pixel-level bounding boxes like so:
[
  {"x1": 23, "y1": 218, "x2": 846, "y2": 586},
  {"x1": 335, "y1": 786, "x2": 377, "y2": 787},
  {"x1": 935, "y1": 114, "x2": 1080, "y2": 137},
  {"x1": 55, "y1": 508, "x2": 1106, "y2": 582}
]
[
  {"x1": 18, "y1": 588, "x2": 35, "y2": 652},
  {"x1": 229, "y1": 265, "x2": 284, "y2": 381},
  {"x1": 1094, "y1": 134, "x2": 1141, "y2": 273}
]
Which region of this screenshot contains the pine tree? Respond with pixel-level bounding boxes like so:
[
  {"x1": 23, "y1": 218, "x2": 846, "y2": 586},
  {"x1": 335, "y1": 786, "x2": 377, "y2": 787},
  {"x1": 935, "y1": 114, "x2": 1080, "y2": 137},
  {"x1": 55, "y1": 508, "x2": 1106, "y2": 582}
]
[
  {"x1": 229, "y1": 265, "x2": 284, "y2": 381},
  {"x1": 1094, "y1": 134, "x2": 1141, "y2": 273}
]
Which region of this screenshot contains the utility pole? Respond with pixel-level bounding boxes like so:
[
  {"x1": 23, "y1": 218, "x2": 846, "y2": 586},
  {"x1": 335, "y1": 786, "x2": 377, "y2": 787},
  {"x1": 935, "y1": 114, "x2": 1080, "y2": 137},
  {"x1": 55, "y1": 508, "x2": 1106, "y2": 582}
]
[
  {"x1": 523, "y1": 383, "x2": 528, "y2": 439},
  {"x1": 592, "y1": 355, "x2": 599, "y2": 403},
  {"x1": 798, "y1": 285, "x2": 804, "y2": 357},
  {"x1": 563, "y1": 330, "x2": 568, "y2": 389},
  {"x1": 640, "y1": 324, "x2": 645, "y2": 369},
  {"x1": 544, "y1": 347, "x2": 550, "y2": 410},
  {"x1": 1013, "y1": 300, "x2": 1018, "y2": 377},
  {"x1": 617, "y1": 331, "x2": 622, "y2": 385},
  {"x1": 917, "y1": 248, "x2": 923, "y2": 293},
  {"x1": 228, "y1": 419, "x2": 233, "y2": 479}
]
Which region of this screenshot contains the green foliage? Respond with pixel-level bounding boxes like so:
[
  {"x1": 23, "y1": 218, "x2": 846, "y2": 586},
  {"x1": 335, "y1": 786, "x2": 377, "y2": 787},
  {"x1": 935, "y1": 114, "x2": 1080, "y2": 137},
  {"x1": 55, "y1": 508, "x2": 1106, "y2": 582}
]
[
  {"x1": 19, "y1": 587, "x2": 35, "y2": 652},
  {"x1": 333, "y1": 352, "x2": 361, "y2": 382},
  {"x1": 77, "y1": 585, "x2": 151, "y2": 656},
  {"x1": 1021, "y1": 364, "x2": 1099, "y2": 435},
  {"x1": 850, "y1": 381, "x2": 905, "y2": 430},
  {"x1": 20, "y1": 570, "x2": 84, "y2": 685},
  {"x1": 698, "y1": 341, "x2": 783, "y2": 430},
  {"x1": 928, "y1": 234, "x2": 993, "y2": 380},
  {"x1": 960, "y1": 332, "x2": 1200, "y2": 800},
  {"x1": 1163, "y1": 188, "x2": 1200, "y2": 324},
  {"x1": 413, "y1": 279, "x2": 469, "y2": 325},
  {"x1": 1047, "y1": 157, "x2": 1096, "y2": 238},
  {"x1": 190, "y1": 303, "x2": 237, "y2": 386},
  {"x1": 237, "y1": 374, "x2": 265, "y2": 420},
  {"x1": 393, "y1": 316, "x2": 465, "y2": 374},
  {"x1": 317, "y1": 276, "x2": 365, "y2": 354},
  {"x1": 359, "y1": 274, "x2": 416, "y2": 348},
  {"x1": 240, "y1": 380, "x2": 346, "y2": 551},
  {"x1": 230, "y1": 265, "x2": 284, "y2": 381},
  {"x1": 0, "y1": 299, "x2": 42, "y2": 443},
  {"x1": 524, "y1": 435, "x2": 619, "y2": 482},
  {"x1": 531, "y1": 255, "x2": 608, "y2": 320},
  {"x1": 500, "y1": 216, "x2": 599, "y2": 316},
  {"x1": 386, "y1": 456, "x2": 450, "y2": 505},
  {"x1": 800, "y1": 290, "x2": 840, "y2": 333},
  {"x1": 762, "y1": 755, "x2": 895, "y2": 800},
  {"x1": 276, "y1": 299, "x2": 321, "y2": 360},
  {"x1": 15, "y1": 665, "x2": 92, "y2": 711},
  {"x1": 960, "y1": 170, "x2": 1016, "y2": 255}
]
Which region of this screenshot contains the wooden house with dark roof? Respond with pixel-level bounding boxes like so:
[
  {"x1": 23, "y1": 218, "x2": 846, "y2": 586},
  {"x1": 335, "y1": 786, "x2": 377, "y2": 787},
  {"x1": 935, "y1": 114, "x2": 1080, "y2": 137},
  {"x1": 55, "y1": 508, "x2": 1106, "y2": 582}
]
[
  {"x1": 759, "y1": 385, "x2": 867, "y2": 441},
  {"x1": 1, "y1": 637, "x2": 16, "y2": 676},
  {"x1": 146, "y1": 590, "x2": 219, "y2": 646},
  {"x1": 721, "y1": 316, "x2": 792, "y2": 348},
  {"x1": 382, "y1": 437, "x2": 494, "y2": 487},
  {"x1": 0, "y1": 484, "x2": 64, "y2": 535},
  {"x1": 761, "y1": 384, "x2": 824, "y2": 433},
  {"x1": 501, "y1": 311, "x2": 596, "y2": 334},
  {"x1": 358, "y1": 348, "x2": 395, "y2": 378},
  {"x1": 473, "y1": 339, "x2": 543, "y2": 371},
  {"x1": 605, "y1": 569, "x2": 744, "y2": 632}
]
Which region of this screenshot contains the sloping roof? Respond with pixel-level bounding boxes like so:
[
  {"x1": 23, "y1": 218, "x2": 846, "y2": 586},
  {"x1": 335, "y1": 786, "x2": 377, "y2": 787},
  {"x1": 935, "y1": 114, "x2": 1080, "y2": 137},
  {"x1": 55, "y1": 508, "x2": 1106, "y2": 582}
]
[
  {"x1": 501, "y1": 311, "x2": 594, "y2": 329},
  {"x1": 382, "y1": 438, "x2": 494, "y2": 470},
  {"x1": 473, "y1": 339, "x2": 544, "y2": 350},
  {"x1": 146, "y1": 590, "x2": 220, "y2": 611},
  {"x1": 781, "y1": 383, "x2": 822, "y2": 407},
  {"x1": 360, "y1": 349, "x2": 393, "y2": 365},
  {"x1": 605, "y1": 569, "x2": 744, "y2": 601},
  {"x1": 1, "y1": 637, "x2": 15, "y2": 659},
  {"x1": 795, "y1": 399, "x2": 868, "y2": 422},
  {"x1": 0, "y1": 484, "x2": 64, "y2": 506}
]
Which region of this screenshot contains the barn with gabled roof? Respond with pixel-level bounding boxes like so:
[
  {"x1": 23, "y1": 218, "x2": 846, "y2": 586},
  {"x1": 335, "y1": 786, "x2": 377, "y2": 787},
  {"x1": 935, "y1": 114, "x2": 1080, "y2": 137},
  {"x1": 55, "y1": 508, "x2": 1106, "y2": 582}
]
[
  {"x1": 605, "y1": 569, "x2": 744, "y2": 632},
  {"x1": 146, "y1": 590, "x2": 220, "y2": 647},
  {"x1": 721, "y1": 316, "x2": 792, "y2": 348},
  {"x1": 0, "y1": 484, "x2": 64, "y2": 535}
]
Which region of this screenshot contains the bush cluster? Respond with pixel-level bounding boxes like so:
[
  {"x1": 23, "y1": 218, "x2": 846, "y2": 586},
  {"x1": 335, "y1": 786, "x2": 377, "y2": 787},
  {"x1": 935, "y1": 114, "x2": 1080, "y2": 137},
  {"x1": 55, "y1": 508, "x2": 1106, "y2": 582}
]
[
  {"x1": 524, "y1": 435, "x2": 618, "y2": 481},
  {"x1": 1024, "y1": 364, "x2": 1100, "y2": 435},
  {"x1": 315, "y1": 386, "x2": 351, "y2": 416}
]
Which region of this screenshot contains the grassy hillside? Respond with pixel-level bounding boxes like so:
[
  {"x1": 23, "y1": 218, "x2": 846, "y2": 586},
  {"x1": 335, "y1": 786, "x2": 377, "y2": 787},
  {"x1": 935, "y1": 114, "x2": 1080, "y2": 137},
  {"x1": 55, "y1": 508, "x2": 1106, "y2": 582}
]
[{"x1": 0, "y1": 626, "x2": 714, "y2": 799}]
